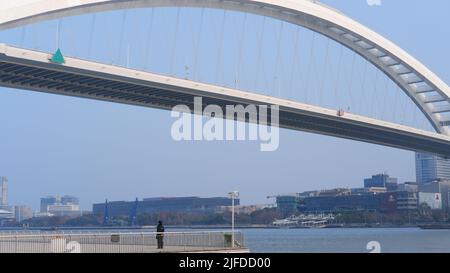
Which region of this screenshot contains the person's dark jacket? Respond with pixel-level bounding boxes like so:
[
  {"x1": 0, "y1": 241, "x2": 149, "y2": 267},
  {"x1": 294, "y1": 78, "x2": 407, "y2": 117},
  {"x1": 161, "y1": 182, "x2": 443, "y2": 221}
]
[{"x1": 156, "y1": 223, "x2": 165, "y2": 238}]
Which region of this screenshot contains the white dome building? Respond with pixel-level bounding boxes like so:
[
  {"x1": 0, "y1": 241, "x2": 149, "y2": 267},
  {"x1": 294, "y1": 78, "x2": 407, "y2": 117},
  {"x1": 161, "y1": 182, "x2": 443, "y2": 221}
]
[{"x1": 0, "y1": 209, "x2": 13, "y2": 219}]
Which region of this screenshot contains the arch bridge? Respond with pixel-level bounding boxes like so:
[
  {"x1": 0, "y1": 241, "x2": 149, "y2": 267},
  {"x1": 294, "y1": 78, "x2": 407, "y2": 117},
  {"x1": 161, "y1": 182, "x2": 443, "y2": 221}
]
[{"x1": 0, "y1": 0, "x2": 449, "y2": 156}]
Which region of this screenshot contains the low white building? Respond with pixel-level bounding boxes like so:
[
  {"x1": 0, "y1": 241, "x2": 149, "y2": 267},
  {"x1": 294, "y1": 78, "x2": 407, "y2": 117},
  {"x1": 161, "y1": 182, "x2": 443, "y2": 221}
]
[
  {"x1": 47, "y1": 204, "x2": 82, "y2": 217},
  {"x1": 0, "y1": 209, "x2": 13, "y2": 219},
  {"x1": 33, "y1": 212, "x2": 54, "y2": 218}
]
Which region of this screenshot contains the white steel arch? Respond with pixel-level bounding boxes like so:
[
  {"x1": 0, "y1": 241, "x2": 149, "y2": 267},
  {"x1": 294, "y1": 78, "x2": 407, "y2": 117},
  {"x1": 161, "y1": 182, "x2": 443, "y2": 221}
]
[{"x1": 0, "y1": 0, "x2": 449, "y2": 136}]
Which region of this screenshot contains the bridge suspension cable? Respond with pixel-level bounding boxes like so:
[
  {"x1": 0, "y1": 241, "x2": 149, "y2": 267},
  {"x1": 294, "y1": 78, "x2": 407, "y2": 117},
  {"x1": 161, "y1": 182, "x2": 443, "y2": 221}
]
[
  {"x1": 117, "y1": 10, "x2": 128, "y2": 65},
  {"x1": 143, "y1": 9, "x2": 155, "y2": 71},
  {"x1": 0, "y1": 3, "x2": 445, "y2": 135},
  {"x1": 288, "y1": 26, "x2": 300, "y2": 100},
  {"x1": 87, "y1": 14, "x2": 96, "y2": 60},
  {"x1": 304, "y1": 32, "x2": 316, "y2": 104}
]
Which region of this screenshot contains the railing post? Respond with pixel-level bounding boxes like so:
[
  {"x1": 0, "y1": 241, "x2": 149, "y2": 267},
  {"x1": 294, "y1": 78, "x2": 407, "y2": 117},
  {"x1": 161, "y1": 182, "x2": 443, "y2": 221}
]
[
  {"x1": 208, "y1": 232, "x2": 211, "y2": 248},
  {"x1": 42, "y1": 235, "x2": 46, "y2": 253},
  {"x1": 141, "y1": 233, "x2": 144, "y2": 253},
  {"x1": 14, "y1": 235, "x2": 17, "y2": 253},
  {"x1": 94, "y1": 234, "x2": 97, "y2": 253}
]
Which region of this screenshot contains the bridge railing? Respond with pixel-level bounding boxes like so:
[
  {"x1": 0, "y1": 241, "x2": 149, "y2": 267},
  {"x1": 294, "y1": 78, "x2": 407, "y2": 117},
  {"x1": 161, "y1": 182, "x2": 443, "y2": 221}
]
[{"x1": 0, "y1": 230, "x2": 245, "y2": 253}]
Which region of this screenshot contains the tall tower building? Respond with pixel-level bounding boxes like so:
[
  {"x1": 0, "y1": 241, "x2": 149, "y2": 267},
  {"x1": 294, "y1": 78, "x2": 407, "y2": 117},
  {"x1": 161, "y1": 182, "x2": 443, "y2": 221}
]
[
  {"x1": 40, "y1": 196, "x2": 59, "y2": 212},
  {"x1": 416, "y1": 153, "x2": 450, "y2": 184},
  {"x1": 0, "y1": 177, "x2": 8, "y2": 206}
]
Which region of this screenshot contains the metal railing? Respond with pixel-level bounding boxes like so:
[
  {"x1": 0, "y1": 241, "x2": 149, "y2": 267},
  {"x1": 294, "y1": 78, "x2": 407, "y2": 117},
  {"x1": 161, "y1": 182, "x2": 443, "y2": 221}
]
[{"x1": 0, "y1": 230, "x2": 244, "y2": 253}]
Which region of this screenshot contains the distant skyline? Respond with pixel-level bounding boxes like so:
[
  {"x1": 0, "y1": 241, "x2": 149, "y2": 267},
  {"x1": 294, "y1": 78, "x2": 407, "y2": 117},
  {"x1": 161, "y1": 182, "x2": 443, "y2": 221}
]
[{"x1": 0, "y1": 0, "x2": 449, "y2": 210}]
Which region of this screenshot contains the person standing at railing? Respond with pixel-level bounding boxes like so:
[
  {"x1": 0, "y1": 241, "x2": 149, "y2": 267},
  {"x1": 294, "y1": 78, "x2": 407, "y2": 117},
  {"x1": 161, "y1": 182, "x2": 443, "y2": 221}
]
[{"x1": 156, "y1": 221, "x2": 165, "y2": 249}]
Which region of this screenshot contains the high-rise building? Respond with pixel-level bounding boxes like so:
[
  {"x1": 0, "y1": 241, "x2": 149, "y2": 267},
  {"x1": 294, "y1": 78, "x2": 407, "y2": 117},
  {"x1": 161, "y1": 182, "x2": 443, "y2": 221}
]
[
  {"x1": 276, "y1": 195, "x2": 302, "y2": 217},
  {"x1": 364, "y1": 174, "x2": 398, "y2": 191},
  {"x1": 40, "y1": 196, "x2": 58, "y2": 213},
  {"x1": 61, "y1": 195, "x2": 79, "y2": 206},
  {"x1": 40, "y1": 195, "x2": 81, "y2": 217},
  {"x1": 415, "y1": 153, "x2": 450, "y2": 184},
  {"x1": 14, "y1": 206, "x2": 33, "y2": 222},
  {"x1": 0, "y1": 177, "x2": 8, "y2": 206}
]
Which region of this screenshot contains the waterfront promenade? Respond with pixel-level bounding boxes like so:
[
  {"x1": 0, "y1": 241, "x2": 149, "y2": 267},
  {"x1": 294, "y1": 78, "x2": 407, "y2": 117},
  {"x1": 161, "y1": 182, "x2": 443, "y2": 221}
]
[{"x1": 0, "y1": 231, "x2": 248, "y2": 253}]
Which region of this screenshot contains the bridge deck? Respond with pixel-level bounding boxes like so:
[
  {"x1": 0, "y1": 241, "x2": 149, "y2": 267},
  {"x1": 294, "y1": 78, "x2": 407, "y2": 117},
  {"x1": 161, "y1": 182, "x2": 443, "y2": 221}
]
[{"x1": 0, "y1": 44, "x2": 449, "y2": 157}]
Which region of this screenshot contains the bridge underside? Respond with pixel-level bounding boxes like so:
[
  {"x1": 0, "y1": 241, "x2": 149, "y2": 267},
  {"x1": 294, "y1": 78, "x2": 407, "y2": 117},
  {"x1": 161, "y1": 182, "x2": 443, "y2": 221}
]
[{"x1": 0, "y1": 45, "x2": 449, "y2": 157}]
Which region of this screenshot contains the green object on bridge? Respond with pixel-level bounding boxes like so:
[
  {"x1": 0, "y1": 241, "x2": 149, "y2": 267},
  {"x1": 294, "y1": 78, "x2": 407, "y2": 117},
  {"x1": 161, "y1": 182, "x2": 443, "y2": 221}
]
[{"x1": 50, "y1": 48, "x2": 65, "y2": 65}]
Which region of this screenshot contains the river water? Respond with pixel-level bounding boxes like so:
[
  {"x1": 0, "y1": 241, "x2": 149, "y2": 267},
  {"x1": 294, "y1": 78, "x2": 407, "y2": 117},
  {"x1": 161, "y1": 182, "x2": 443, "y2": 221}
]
[{"x1": 241, "y1": 228, "x2": 450, "y2": 253}]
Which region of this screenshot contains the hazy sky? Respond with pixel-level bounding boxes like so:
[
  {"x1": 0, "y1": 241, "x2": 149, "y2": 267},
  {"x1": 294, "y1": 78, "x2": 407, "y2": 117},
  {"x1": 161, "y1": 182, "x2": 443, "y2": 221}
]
[{"x1": 0, "y1": 0, "x2": 449, "y2": 210}]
